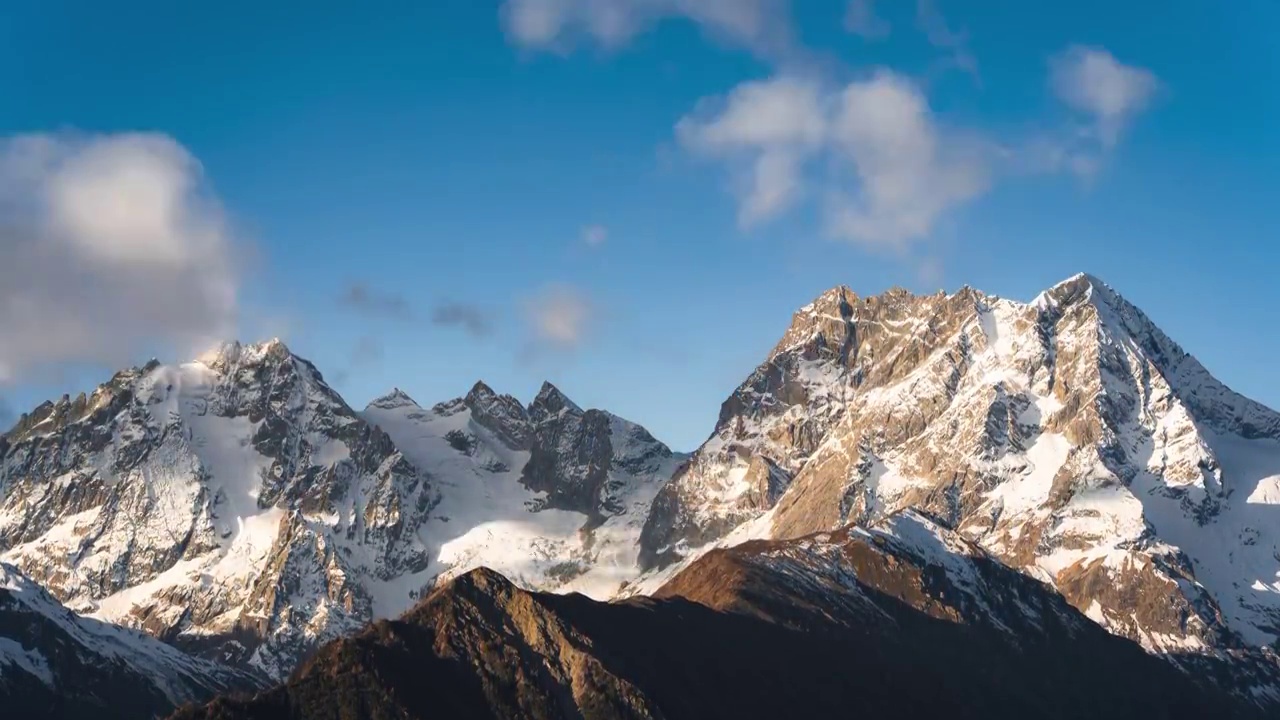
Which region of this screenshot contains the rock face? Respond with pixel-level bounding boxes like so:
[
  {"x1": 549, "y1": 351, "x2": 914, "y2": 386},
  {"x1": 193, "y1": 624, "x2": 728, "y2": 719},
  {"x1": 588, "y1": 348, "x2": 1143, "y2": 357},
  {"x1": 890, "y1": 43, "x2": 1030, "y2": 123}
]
[
  {"x1": 0, "y1": 562, "x2": 260, "y2": 720},
  {"x1": 0, "y1": 340, "x2": 437, "y2": 679},
  {"x1": 7, "y1": 272, "x2": 1280, "y2": 709},
  {"x1": 172, "y1": 516, "x2": 1258, "y2": 720},
  {"x1": 0, "y1": 346, "x2": 681, "y2": 681},
  {"x1": 362, "y1": 381, "x2": 684, "y2": 597},
  {"x1": 638, "y1": 273, "x2": 1280, "y2": 702},
  {"x1": 0, "y1": 340, "x2": 680, "y2": 676}
]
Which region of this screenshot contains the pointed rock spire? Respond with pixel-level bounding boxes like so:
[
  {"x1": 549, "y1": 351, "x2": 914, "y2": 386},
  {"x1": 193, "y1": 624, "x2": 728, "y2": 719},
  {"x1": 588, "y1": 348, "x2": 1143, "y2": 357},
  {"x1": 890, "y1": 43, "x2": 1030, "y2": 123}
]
[
  {"x1": 464, "y1": 380, "x2": 531, "y2": 450},
  {"x1": 367, "y1": 387, "x2": 420, "y2": 410},
  {"x1": 770, "y1": 285, "x2": 859, "y2": 363},
  {"x1": 528, "y1": 381, "x2": 582, "y2": 422}
]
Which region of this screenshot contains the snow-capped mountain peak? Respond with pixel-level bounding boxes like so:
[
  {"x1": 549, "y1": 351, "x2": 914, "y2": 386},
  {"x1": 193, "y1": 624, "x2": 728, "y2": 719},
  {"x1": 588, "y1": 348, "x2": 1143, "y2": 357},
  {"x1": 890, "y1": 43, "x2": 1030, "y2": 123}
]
[
  {"x1": 367, "y1": 387, "x2": 420, "y2": 411},
  {"x1": 5, "y1": 274, "x2": 1280, "y2": 706},
  {"x1": 0, "y1": 358, "x2": 683, "y2": 682},
  {"x1": 0, "y1": 341, "x2": 435, "y2": 679},
  {"x1": 636, "y1": 273, "x2": 1280, "y2": 699},
  {"x1": 194, "y1": 337, "x2": 292, "y2": 372},
  {"x1": 528, "y1": 380, "x2": 583, "y2": 421}
]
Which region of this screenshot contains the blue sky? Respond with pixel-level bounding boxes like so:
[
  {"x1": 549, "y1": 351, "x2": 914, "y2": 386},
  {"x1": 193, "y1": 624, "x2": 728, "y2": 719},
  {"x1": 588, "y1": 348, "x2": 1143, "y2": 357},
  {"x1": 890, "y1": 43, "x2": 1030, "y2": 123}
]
[{"x1": 1, "y1": 0, "x2": 1277, "y2": 450}]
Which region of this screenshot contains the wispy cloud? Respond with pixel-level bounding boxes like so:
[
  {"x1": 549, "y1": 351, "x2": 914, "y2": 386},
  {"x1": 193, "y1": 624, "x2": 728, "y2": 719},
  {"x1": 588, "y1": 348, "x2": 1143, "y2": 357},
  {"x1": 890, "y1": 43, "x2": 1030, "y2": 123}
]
[
  {"x1": 500, "y1": 0, "x2": 794, "y2": 59},
  {"x1": 339, "y1": 283, "x2": 414, "y2": 320},
  {"x1": 0, "y1": 132, "x2": 240, "y2": 381},
  {"x1": 431, "y1": 301, "x2": 494, "y2": 337},
  {"x1": 582, "y1": 224, "x2": 609, "y2": 247},
  {"x1": 916, "y1": 0, "x2": 978, "y2": 81},
  {"x1": 1051, "y1": 45, "x2": 1158, "y2": 148},
  {"x1": 523, "y1": 283, "x2": 593, "y2": 352},
  {"x1": 330, "y1": 335, "x2": 384, "y2": 386},
  {"x1": 495, "y1": 4, "x2": 1159, "y2": 270},
  {"x1": 350, "y1": 335, "x2": 384, "y2": 365},
  {"x1": 845, "y1": 0, "x2": 889, "y2": 40}
]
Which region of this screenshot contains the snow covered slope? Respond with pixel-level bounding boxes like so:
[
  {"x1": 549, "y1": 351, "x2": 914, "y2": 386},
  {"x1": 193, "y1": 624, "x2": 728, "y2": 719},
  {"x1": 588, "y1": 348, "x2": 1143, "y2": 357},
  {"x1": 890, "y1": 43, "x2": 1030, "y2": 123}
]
[
  {"x1": 639, "y1": 273, "x2": 1280, "y2": 700},
  {"x1": 4, "y1": 272, "x2": 1279, "y2": 704},
  {"x1": 361, "y1": 380, "x2": 684, "y2": 599},
  {"x1": 0, "y1": 343, "x2": 681, "y2": 680},
  {"x1": 0, "y1": 340, "x2": 438, "y2": 678},
  {"x1": 178, "y1": 510, "x2": 1264, "y2": 720},
  {"x1": 0, "y1": 562, "x2": 259, "y2": 719}
]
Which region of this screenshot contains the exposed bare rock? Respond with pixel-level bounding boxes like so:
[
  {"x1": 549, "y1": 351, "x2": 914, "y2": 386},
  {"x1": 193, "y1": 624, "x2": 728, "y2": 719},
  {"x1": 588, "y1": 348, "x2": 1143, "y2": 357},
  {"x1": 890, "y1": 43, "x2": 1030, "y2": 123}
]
[
  {"x1": 173, "y1": 523, "x2": 1259, "y2": 719},
  {"x1": 637, "y1": 273, "x2": 1280, "y2": 704},
  {"x1": 0, "y1": 342, "x2": 682, "y2": 683}
]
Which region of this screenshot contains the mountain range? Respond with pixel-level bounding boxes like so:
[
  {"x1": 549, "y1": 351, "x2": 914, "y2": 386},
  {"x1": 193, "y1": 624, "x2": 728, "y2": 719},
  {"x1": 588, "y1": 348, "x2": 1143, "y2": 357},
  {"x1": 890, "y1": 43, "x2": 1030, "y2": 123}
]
[{"x1": 2, "y1": 272, "x2": 1279, "y2": 718}]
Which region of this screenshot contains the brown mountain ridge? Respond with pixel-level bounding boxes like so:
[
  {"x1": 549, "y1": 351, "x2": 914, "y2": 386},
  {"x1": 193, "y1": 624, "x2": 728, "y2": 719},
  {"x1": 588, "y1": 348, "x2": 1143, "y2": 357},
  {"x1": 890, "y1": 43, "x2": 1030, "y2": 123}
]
[{"x1": 173, "y1": 511, "x2": 1261, "y2": 720}]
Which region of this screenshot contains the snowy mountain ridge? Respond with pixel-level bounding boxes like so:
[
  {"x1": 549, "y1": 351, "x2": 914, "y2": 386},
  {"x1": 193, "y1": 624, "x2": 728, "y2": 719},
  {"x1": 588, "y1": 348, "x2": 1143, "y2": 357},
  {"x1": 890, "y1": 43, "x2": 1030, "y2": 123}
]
[
  {"x1": 636, "y1": 272, "x2": 1280, "y2": 700},
  {"x1": 3, "y1": 271, "x2": 1280, "y2": 706},
  {"x1": 0, "y1": 561, "x2": 259, "y2": 717},
  {"x1": 0, "y1": 343, "x2": 680, "y2": 681}
]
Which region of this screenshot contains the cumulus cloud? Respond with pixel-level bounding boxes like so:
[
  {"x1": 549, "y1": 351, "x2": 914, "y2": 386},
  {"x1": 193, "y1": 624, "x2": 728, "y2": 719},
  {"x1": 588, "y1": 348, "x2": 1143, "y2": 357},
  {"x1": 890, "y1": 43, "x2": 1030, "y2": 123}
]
[
  {"x1": 826, "y1": 72, "x2": 990, "y2": 246},
  {"x1": 678, "y1": 72, "x2": 989, "y2": 250},
  {"x1": 430, "y1": 301, "x2": 494, "y2": 337},
  {"x1": 339, "y1": 283, "x2": 414, "y2": 320},
  {"x1": 524, "y1": 284, "x2": 592, "y2": 351},
  {"x1": 845, "y1": 0, "x2": 890, "y2": 39},
  {"x1": 0, "y1": 132, "x2": 239, "y2": 381},
  {"x1": 582, "y1": 224, "x2": 609, "y2": 247},
  {"x1": 677, "y1": 75, "x2": 826, "y2": 225},
  {"x1": 500, "y1": 0, "x2": 793, "y2": 58},
  {"x1": 1051, "y1": 45, "x2": 1158, "y2": 148},
  {"x1": 495, "y1": 5, "x2": 1157, "y2": 263}
]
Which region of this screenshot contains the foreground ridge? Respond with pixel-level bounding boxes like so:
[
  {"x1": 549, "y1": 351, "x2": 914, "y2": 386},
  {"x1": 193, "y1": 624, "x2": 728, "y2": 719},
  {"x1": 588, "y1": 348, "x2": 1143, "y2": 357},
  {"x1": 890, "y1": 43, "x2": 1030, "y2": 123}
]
[
  {"x1": 174, "y1": 519, "x2": 1260, "y2": 719},
  {"x1": 0, "y1": 562, "x2": 261, "y2": 719}
]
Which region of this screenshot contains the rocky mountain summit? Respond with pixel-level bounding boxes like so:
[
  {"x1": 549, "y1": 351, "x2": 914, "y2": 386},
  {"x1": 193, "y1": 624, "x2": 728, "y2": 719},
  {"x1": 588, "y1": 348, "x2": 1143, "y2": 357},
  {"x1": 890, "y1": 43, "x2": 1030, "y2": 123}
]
[
  {"x1": 4, "y1": 271, "x2": 1280, "y2": 715},
  {"x1": 639, "y1": 272, "x2": 1280, "y2": 700},
  {"x1": 0, "y1": 340, "x2": 678, "y2": 681},
  {"x1": 361, "y1": 379, "x2": 683, "y2": 596}
]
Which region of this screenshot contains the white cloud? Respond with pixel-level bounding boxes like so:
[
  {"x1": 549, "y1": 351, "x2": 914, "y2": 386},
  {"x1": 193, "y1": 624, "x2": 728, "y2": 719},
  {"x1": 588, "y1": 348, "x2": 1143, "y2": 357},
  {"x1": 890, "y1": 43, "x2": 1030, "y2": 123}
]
[
  {"x1": 826, "y1": 72, "x2": 990, "y2": 247},
  {"x1": 1051, "y1": 46, "x2": 1158, "y2": 147},
  {"x1": 497, "y1": 5, "x2": 1157, "y2": 262},
  {"x1": 524, "y1": 284, "x2": 592, "y2": 350},
  {"x1": 582, "y1": 224, "x2": 609, "y2": 247},
  {"x1": 501, "y1": 0, "x2": 792, "y2": 57},
  {"x1": 0, "y1": 133, "x2": 239, "y2": 381},
  {"x1": 845, "y1": 0, "x2": 889, "y2": 40},
  {"x1": 677, "y1": 75, "x2": 826, "y2": 225},
  {"x1": 677, "y1": 72, "x2": 989, "y2": 250}
]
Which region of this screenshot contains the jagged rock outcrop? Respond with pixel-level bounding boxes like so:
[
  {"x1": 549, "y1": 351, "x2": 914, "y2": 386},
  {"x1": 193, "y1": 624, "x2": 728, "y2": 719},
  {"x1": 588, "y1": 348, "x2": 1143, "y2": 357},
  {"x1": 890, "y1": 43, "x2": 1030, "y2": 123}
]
[
  {"x1": 0, "y1": 340, "x2": 437, "y2": 678},
  {"x1": 462, "y1": 382, "x2": 532, "y2": 451},
  {"x1": 362, "y1": 380, "x2": 684, "y2": 598},
  {"x1": 637, "y1": 273, "x2": 1280, "y2": 702},
  {"x1": 1, "y1": 562, "x2": 261, "y2": 720},
  {"x1": 172, "y1": 518, "x2": 1258, "y2": 719},
  {"x1": 0, "y1": 348, "x2": 682, "y2": 681},
  {"x1": 7, "y1": 272, "x2": 1280, "y2": 708}
]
